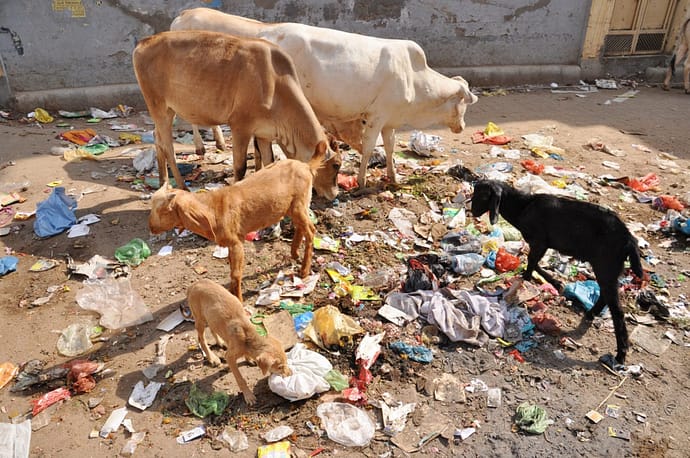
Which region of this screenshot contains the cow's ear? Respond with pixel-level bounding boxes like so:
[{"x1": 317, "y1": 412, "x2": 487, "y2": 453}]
[{"x1": 315, "y1": 140, "x2": 328, "y2": 161}]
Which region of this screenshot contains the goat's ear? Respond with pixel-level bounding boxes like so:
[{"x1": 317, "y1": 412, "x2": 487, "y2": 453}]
[
  {"x1": 488, "y1": 183, "x2": 502, "y2": 225},
  {"x1": 164, "y1": 190, "x2": 178, "y2": 212}
]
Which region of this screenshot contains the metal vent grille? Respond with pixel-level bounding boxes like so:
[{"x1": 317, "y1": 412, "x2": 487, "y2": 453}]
[
  {"x1": 604, "y1": 34, "x2": 634, "y2": 55},
  {"x1": 635, "y1": 32, "x2": 665, "y2": 52}
]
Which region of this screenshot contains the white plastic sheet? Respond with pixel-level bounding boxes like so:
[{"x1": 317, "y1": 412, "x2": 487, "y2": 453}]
[
  {"x1": 316, "y1": 402, "x2": 375, "y2": 447},
  {"x1": 268, "y1": 343, "x2": 331, "y2": 401},
  {"x1": 76, "y1": 277, "x2": 153, "y2": 329}
]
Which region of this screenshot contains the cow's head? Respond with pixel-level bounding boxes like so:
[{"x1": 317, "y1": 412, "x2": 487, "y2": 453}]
[
  {"x1": 447, "y1": 75, "x2": 478, "y2": 134},
  {"x1": 311, "y1": 136, "x2": 341, "y2": 200}
]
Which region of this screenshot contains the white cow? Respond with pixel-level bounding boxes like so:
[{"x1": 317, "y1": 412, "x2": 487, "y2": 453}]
[{"x1": 171, "y1": 8, "x2": 478, "y2": 188}]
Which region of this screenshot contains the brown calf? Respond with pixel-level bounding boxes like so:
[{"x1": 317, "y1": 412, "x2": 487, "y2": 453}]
[{"x1": 149, "y1": 157, "x2": 319, "y2": 302}]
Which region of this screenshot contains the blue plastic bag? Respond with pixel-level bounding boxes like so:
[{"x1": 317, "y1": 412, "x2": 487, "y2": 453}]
[
  {"x1": 563, "y1": 280, "x2": 601, "y2": 312},
  {"x1": 0, "y1": 256, "x2": 18, "y2": 276},
  {"x1": 389, "y1": 341, "x2": 433, "y2": 363},
  {"x1": 34, "y1": 187, "x2": 77, "y2": 237}
]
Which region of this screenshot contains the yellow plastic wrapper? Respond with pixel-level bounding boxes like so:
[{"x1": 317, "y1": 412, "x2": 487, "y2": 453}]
[
  {"x1": 551, "y1": 179, "x2": 567, "y2": 189},
  {"x1": 257, "y1": 441, "x2": 290, "y2": 458},
  {"x1": 483, "y1": 121, "x2": 504, "y2": 138},
  {"x1": 34, "y1": 108, "x2": 54, "y2": 123},
  {"x1": 63, "y1": 149, "x2": 98, "y2": 162},
  {"x1": 304, "y1": 305, "x2": 364, "y2": 351}
]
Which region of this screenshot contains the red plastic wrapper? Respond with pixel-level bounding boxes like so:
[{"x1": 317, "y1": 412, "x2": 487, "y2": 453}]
[
  {"x1": 31, "y1": 387, "x2": 71, "y2": 416},
  {"x1": 337, "y1": 174, "x2": 358, "y2": 191},
  {"x1": 623, "y1": 172, "x2": 660, "y2": 192},
  {"x1": 508, "y1": 349, "x2": 525, "y2": 363},
  {"x1": 532, "y1": 311, "x2": 563, "y2": 336},
  {"x1": 65, "y1": 359, "x2": 102, "y2": 394},
  {"x1": 520, "y1": 159, "x2": 545, "y2": 175},
  {"x1": 495, "y1": 248, "x2": 521, "y2": 273},
  {"x1": 653, "y1": 195, "x2": 684, "y2": 211}
]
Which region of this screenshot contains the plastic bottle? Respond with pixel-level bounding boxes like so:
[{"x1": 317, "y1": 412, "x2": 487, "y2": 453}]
[
  {"x1": 451, "y1": 253, "x2": 485, "y2": 275},
  {"x1": 115, "y1": 238, "x2": 151, "y2": 266}
]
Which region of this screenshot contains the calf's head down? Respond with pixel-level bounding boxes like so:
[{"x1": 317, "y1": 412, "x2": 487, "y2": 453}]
[{"x1": 310, "y1": 139, "x2": 341, "y2": 200}]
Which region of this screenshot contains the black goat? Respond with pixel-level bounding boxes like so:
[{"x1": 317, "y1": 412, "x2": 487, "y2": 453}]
[{"x1": 471, "y1": 180, "x2": 644, "y2": 365}]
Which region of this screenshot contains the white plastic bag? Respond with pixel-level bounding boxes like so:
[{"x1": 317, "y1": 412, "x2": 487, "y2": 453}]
[
  {"x1": 316, "y1": 402, "x2": 375, "y2": 447},
  {"x1": 268, "y1": 343, "x2": 331, "y2": 401},
  {"x1": 76, "y1": 277, "x2": 153, "y2": 329}
]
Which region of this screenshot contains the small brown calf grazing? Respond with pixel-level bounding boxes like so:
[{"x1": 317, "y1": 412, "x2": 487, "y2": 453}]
[
  {"x1": 663, "y1": 16, "x2": 690, "y2": 94},
  {"x1": 149, "y1": 157, "x2": 318, "y2": 302},
  {"x1": 187, "y1": 279, "x2": 291, "y2": 405},
  {"x1": 132, "y1": 30, "x2": 340, "y2": 199}
]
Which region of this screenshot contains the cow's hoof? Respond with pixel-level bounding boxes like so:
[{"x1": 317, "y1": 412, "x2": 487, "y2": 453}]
[{"x1": 662, "y1": 84, "x2": 670, "y2": 91}]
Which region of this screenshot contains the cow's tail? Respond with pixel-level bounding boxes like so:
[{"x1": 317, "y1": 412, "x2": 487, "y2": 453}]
[
  {"x1": 669, "y1": 53, "x2": 677, "y2": 76},
  {"x1": 626, "y1": 236, "x2": 644, "y2": 279}
]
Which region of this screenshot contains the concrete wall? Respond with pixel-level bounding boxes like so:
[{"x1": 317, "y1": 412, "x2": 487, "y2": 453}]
[{"x1": 0, "y1": 0, "x2": 591, "y2": 109}]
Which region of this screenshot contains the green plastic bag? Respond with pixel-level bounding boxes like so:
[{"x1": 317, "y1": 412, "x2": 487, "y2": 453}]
[
  {"x1": 324, "y1": 369, "x2": 349, "y2": 391},
  {"x1": 185, "y1": 384, "x2": 229, "y2": 418},
  {"x1": 514, "y1": 402, "x2": 551, "y2": 434},
  {"x1": 115, "y1": 238, "x2": 151, "y2": 266}
]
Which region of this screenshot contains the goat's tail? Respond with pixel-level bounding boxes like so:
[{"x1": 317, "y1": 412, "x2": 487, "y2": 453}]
[{"x1": 626, "y1": 237, "x2": 644, "y2": 279}]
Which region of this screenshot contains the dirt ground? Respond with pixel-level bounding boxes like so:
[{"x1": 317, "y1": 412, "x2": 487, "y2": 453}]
[{"x1": 1, "y1": 83, "x2": 689, "y2": 458}]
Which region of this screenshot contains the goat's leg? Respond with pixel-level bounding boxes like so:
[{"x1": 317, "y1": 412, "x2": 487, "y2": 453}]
[
  {"x1": 194, "y1": 316, "x2": 221, "y2": 366},
  {"x1": 225, "y1": 350, "x2": 256, "y2": 405},
  {"x1": 228, "y1": 240, "x2": 245, "y2": 303},
  {"x1": 381, "y1": 126, "x2": 398, "y2": 184},
  {"x1": 602, "y1": 281, "x2": 628, "y2": 364},
  {"x1": 212, "y1": 125, "x2": 226, "y2": 151},
  {"x1": 291, "y1": 211, "x2": 315, "y2": 279},
  {"x1": 232, "y1": 131, "x2": 251, "y2": 182},
  {"x1": 522, "y1": 243, "x2": 547, "y2": 282},
  {"x1": 191, "y1": 125, "x2": 206, "y2": 155},
  {"x1": 534, "y1": 265, "x2": 563, "y2": 292}
]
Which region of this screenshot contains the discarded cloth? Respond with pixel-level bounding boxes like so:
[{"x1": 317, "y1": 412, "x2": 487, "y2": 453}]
[{"x1": 386, "y1": 289, "x2": 507, "y2": 346}]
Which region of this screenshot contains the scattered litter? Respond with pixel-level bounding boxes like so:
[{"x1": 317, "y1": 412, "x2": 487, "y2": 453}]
[
  {"x1": 629, "y1": 325, "x2": 672, "y2": 356},
  {"x1": 185, "y1": 384, "x2": 228, "y2": 418},
  {"x1": 410, "y1": 130, "x2": 443, "y2": 156},
  {"x1": 389, "y1": 341, "x2": 433, "y2": 363},
  {"x1": 514, "y1": 402, "x2": 552, "y2": 434},
  {"x1": 114, "y1": 238, "x2": 151, "y2": 266},
  {"x1": 316, "y1": 402, "x2": 375, "y2": 447},
  {"x1": 128, "y1": 380, "x2": 164, "y2": 411},
  {"x1": 263, "y1": 425, "x2": 294, "y2": 443},
  {"x1": 257, "y1": 441, "x2": 290, "y2": 457},
  {"x1": 375, "y1": 396, "x2": 416, "y2": 435},
  {"x1": 157, "y1": 308, "x2": 187, "y2": 332},
  {"x1": 67, "y1": 254, "x2": 129, "y2": 280},
  {"x1": 304, "y1": 305, "x2": 364, "y2": 351},
  {"x1": 454, "y1": 427, "x2": 476, "y2": 441},
  {"x1": 120, "y1": 431, "x2": 146, "y2": 456},
  {"x1": 269, "y1": 343, "x2": 331, "y2": 401},
  {"x1": 219, "y1": 428, "x2": 248, "y2": 452},
  {"x1": 0, "y1": 256, "x2": 18, "y2": 276},
  {"x1": 0, "y1": 420, "x2": 31, "y2": 458},
  {"x1": 595, "y1": 79, "x2": 618, "y2": 89},
  {"x1": 76, "y1": 277, "x2": 154, "y2": 329},
  {"x1": 34, "y1": 187, "x2": 77, "y2": 238},
  {"x1": 487, "y1": 387, "x2": 502, "y2": 408},
  {"x1": 176, "y1": 425, "x2": 206, "y2": 444},
  {"x1": 608, "y1": 427, "x2": 631, "y2": 441},
  {"x1": 31, "y1": 387, "x2": 71, "y2": 416},
  {"x1": 0, "y1": 362, "x2": 19, "y2": 390},
  {"x1": 56, "y1": 322, "x2": 95, "y2": 356}
]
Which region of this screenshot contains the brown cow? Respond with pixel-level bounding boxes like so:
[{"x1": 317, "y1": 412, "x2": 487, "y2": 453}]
[{"x1": 132, "y1": 31, "x2": 340, "y2": 199}]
